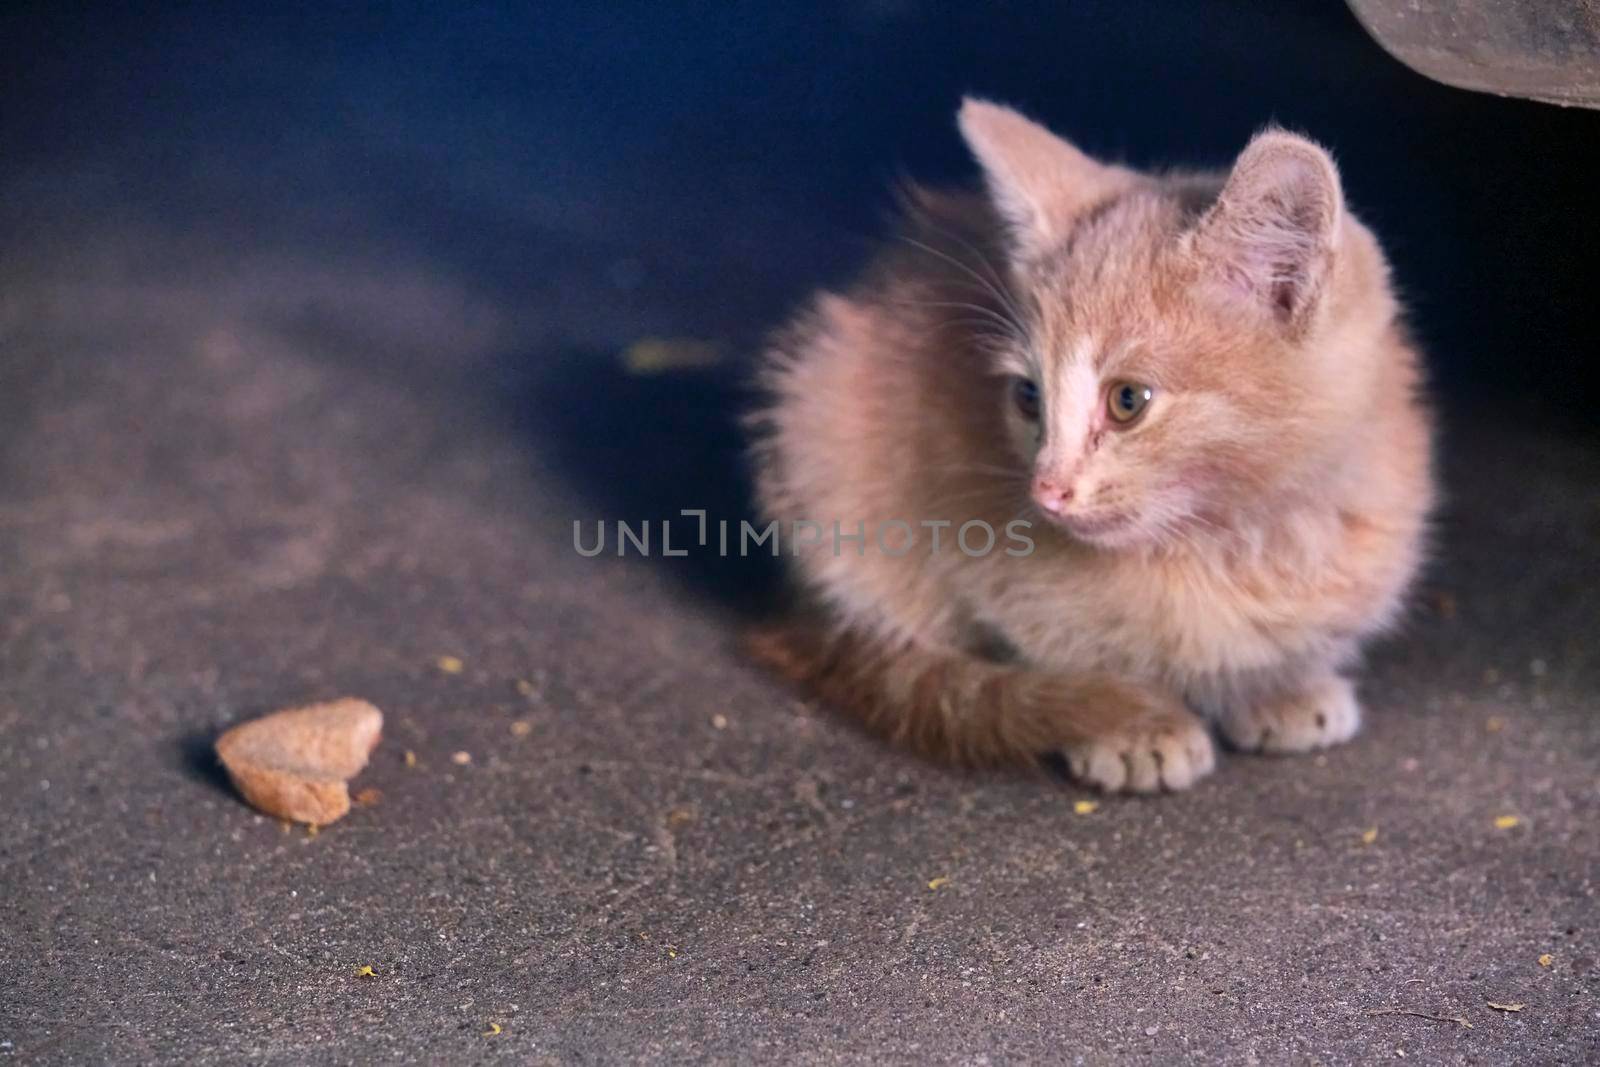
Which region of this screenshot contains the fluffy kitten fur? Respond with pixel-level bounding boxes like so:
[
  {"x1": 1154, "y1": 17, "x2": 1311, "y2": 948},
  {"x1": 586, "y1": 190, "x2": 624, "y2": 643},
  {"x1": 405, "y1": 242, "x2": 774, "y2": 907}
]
[{"x1": 747, "y1": 99, "x2": 1433, "y2": 792}]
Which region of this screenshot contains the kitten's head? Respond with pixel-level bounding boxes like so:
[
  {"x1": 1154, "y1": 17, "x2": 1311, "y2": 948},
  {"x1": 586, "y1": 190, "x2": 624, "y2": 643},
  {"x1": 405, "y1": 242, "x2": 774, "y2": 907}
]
[{"x1": 956, "y1": 98, "x2": 1393, "y2": 550}]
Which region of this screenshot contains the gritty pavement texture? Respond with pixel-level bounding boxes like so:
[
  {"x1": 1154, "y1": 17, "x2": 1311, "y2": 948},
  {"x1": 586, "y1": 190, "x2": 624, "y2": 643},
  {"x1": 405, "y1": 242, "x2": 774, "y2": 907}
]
[{"x1": 2, "y1": 2, "x2": 1599, "y2": 1064}]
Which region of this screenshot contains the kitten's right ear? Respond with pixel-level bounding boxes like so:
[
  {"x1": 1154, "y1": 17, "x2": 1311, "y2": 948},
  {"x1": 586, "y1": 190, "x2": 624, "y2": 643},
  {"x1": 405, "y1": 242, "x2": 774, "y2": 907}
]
[
  {"x1": 957, "y1": 98, "x2": 1120, "y2": 261},
  {"x1": 1187, "y1": 130, "x2": 1344, "y2": 336}
]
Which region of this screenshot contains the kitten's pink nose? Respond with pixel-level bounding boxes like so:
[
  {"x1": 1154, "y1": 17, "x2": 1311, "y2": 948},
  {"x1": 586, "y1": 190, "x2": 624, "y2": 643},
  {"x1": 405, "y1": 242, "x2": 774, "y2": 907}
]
[{"x1": 1032, "y1": 478, "x2": 1074, "y2": 514}]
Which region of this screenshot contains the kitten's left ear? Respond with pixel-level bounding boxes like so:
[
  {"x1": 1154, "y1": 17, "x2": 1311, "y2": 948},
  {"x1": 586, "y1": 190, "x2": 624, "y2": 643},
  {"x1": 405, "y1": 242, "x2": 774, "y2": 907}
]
[
  {"x1": 957, "y1": 98, "x2": 1122, "y2": 261},
  {"x1": 1188, "y1": 129, "x2": 1343, "y2": 335}
]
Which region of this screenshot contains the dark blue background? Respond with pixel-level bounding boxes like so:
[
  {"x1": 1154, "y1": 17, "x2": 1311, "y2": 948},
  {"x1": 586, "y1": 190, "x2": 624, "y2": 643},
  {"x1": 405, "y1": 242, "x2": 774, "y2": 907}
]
[{"x1": 5, "y1": 0, "x2": 1598, "y2": 409}]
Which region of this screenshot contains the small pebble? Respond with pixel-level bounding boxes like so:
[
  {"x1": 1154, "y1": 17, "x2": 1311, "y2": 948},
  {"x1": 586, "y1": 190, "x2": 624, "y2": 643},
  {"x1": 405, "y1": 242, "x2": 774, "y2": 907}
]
[{"x1": 451, "y1": 751, "x2": 472, "y2": 765}]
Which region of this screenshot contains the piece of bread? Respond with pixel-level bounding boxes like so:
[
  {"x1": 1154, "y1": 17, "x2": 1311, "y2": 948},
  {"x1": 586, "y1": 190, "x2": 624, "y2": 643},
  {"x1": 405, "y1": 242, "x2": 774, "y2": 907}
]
[{"x1": 215, "y1": 698, "x2": 383, "y2": 824}]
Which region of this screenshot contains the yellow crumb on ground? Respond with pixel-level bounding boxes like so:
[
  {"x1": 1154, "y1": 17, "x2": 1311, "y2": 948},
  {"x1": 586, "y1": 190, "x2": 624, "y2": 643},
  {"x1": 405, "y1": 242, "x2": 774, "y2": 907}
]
[
  {"x1": 483, "y1": 1022, "x2": 502, "y2": 1036},
  {"x1": 1493, "y1": 815, "x2": 1521, "y2": 830},
  {"x1": 1073, "y1": 800, "x2": 1100, "y2": 815},
  {"x1": 1361, "y1": 827, "x2": 1379, "y2": 845},
  {"x1": 927, "y1": 876, "x2": 951, "y2": 891},
  {"x1": 436, "y1": 655, "x2": 464, "y2": 674},
  {"x1": 667, "y1": 947, "x2": 679, "y2": 959},
  {"x1": 354, "y1": 965, "x2": 376, "y2": 978},
  {"x1": 1486, "y1": 1001, "x2": 1525, "y2": 1013},
  {"x1": 451, "y1": 751, "x2": 472, "y2": 765},
  {"x1": 404, "y1": 749, "x2": 418, "y2": 768},
  {"x1": 510, "y1": 720, "x2": 533, "y2": 737},
  {"x1": 621, "y1": 337, "x2": 722, "y2": 375},
  {"x1": 1538, "y1": 954, "x2": 1554, "y2": 967}
]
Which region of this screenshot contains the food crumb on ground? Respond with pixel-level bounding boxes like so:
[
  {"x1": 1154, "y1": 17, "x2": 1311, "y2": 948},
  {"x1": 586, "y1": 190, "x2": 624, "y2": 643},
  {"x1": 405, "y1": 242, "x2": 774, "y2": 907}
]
[
  {"x1": 1493, "y1": 814, "x2": 1521, "y2": 830},
  {"x1": 483, "y1": 1022, "x2": 502, "y2": 1036},
  {"x1": 215, "y1": 697, "x2": 383, "y2": 825},
  {"x1": 451, "y1": 751, "x2": 472, "y2": 765},
  {"x1": 927, "y1": 876, "x2": 951, "y2": 891},
  {"x1": 354, "y1": 965, "x2": 376, "y2": 978},
  {"x1": 711, "y1": 714, "x2": 729, "y2": 730},
  {"x1": 510, "y1": 720, "x2": 532, "y2": 737},
  {"x1": 1361, "y1": 827, "x2": 1379, "y2": 845},
  {"x1": 1538, "y1": 953, "x2": 1554, "y2": 967},
  {"x1": 1074, "y1": 800, "x2": 1100, "y2": 815},
  {"x1": 404, "y1": 749, "x2": 418, "y2": 768},
  {"x1": 436, "y1": 655, "x2": 464, "y2": 674},
  {"x1": 621, "y1": 337, "x2": 722, "y2": 374}
]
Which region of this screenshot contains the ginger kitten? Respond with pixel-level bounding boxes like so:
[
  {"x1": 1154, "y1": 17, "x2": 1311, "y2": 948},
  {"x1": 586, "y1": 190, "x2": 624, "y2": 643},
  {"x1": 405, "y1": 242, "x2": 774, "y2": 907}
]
[{"x1": 746, "y1": 99, "x2": 1433, "y2": 792}]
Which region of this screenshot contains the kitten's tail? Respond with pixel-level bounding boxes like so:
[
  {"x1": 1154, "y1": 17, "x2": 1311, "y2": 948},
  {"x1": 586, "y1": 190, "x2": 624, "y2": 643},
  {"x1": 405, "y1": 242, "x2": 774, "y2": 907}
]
[{"x1": 744, "y1": 620, "x2": 1162, "y2": 768}]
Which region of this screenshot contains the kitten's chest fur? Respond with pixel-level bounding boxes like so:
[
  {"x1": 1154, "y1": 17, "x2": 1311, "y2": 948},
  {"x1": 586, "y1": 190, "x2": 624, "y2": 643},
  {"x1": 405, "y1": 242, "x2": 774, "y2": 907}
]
[{"x1": 968, "y1": 503, "x2": 1415, "y2": 688}]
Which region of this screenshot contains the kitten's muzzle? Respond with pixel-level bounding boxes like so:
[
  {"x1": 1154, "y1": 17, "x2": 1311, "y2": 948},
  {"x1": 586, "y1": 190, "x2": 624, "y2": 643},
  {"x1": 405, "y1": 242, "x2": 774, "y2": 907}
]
[{"x1": 1031, "y1": 477, "x2": 1075, "y2": 515}]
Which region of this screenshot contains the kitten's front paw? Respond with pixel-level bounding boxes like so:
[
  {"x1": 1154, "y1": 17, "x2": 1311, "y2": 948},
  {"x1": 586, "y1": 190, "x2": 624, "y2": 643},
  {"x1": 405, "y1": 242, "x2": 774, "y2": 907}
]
[
  {"x1": 1063, "y1": 710, "x2": 1215, "y2": 794},
  {"x1": 1219, "y1": 674, "x2": 1361, "y2": 754}
]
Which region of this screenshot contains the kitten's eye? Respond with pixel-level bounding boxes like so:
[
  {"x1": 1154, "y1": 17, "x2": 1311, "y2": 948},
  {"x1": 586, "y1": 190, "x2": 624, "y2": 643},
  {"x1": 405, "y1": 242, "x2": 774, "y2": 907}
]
[
  {"x1": 1012, "y1": 377, "x2": 1041, "y2": 421},
  {"x1": 1107, "y1": 381, "x2": 1153, "y2": 425}
]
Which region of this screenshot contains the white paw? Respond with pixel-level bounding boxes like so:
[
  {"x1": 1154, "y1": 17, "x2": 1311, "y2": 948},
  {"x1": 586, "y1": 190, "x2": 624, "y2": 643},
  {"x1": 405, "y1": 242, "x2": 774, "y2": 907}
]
[
  {"x1": 1063, "y1": 711, "x2": 1216, "y2": 793},
  {"x1": 1219, "y1": 675, "x2": 1362, "y2": 754}
]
